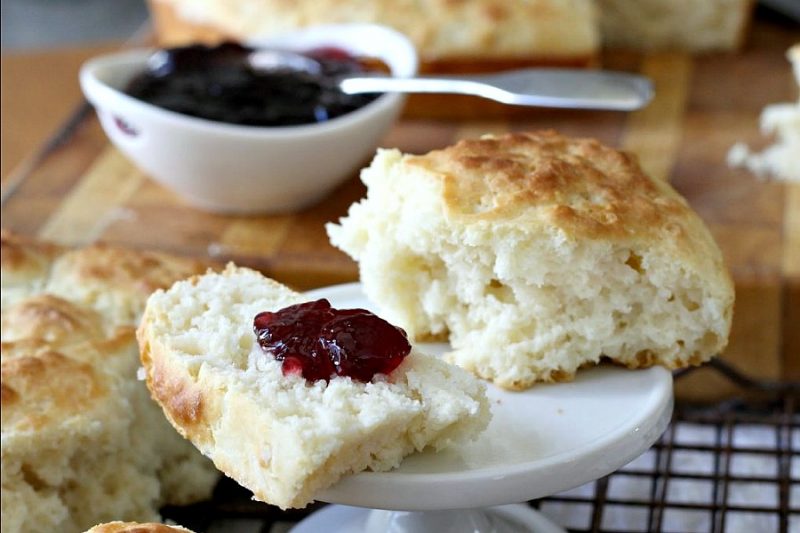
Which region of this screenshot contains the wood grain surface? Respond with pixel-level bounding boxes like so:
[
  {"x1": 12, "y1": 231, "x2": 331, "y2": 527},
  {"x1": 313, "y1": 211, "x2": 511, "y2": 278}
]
[
  {"x1": 2, "y1": 17, "x2": 798, "y2": 401},
  {"x1": 1, "y1": 44, "x2": 121, "y2": 185}
]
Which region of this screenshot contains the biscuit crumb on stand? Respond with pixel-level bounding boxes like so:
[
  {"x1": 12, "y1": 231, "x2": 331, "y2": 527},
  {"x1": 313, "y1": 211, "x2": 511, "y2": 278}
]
[{"x1": 727, "y1": 44, "x2": 800, "y2": 183}]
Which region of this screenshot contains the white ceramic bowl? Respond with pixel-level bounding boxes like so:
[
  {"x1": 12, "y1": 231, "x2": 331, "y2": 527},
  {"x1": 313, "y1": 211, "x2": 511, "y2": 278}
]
[{"x1": 80, "y1": 25, "x2": 417, "y2": 214}]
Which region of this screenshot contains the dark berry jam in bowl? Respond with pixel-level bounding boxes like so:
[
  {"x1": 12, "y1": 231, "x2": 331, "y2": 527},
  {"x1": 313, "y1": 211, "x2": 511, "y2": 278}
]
[
  {"x1": 125, "y1": 42, "x2": 383, "y2": 127},
  {"x1": 254, "y1": 298, "x2": 412, "y2": 383},
  {"x1": 79, "y1": 24, "x2": 418, "y2": 214}
]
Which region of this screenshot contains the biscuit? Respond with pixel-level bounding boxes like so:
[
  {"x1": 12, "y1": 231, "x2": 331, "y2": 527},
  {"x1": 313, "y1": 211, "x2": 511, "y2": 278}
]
[
  {"x1": 151, "y1": 0, "x2": 753, "y2": 61},
  {"x1": 137, "y1": 265, "x2": 490, "y2": 509},
  {"x1": 150, "y1": 0, "x2": 598, "y2": 64},
  {"x1": 1, "y1": 295, "x2": 106, "y2": 347},
  {"x1": 1, "y1": 233, "x2": 218, "y2": 533},
  {"x1": 0, "y1": 230, "x2": 62, "y2": 310},
  {"x1": 327, "y1": 131, "x2": 735, "y2": 390},
  {"x1": 598, "y1": 0, "x2": 753, "y2": 51},
  {"x1": 44, "y1": 243, "x2": 208, "y2": 326}
]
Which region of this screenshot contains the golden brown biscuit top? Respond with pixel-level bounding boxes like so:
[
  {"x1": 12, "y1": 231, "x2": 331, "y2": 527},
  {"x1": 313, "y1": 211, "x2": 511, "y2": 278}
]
[
  {"x1": 1, "y1": 338, "x2": 52, "y2": 361},
  {"x1": 406, "y1": 130, "x2": 691, "y2": 241},
  {"x1": 50, "y1": 244, "x2": 208, "y2": 299},
  {"x1": 1, "y1": 231, "x2": 209, "y2": 312},
  {"x1": 0, "y1": 232, "x2": 213, "y2": 442},
  {"x1": 157, "y1": 0, "x2": 598, "y2": 61},
  {"x1": 43, "y1": 243, "x2": 211, "y2": 326},
  {"x1": 1, "y1": 328, "x2": 137, "y2": 434},
  {"x1": 0, "y1": 229, "x2": 61, "y2": 289},
  {"x1": 1, "y1": 347, "x2": 108, "y2": 432},
  {"x1": 1, "y1": 295, "x2": 105, "y2": 346},
  {"x1": 85, "y1": 522, "x2": 195, "y2": 533}
]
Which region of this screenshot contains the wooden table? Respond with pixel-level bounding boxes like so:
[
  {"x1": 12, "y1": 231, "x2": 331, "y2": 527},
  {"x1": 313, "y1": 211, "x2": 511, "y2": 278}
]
[
  {"x1": 2, "y1": 16, "x2": 798, "y2": 401},
  {"x1": 1, "y1": 43, "x2": 123, "y2": 184}
]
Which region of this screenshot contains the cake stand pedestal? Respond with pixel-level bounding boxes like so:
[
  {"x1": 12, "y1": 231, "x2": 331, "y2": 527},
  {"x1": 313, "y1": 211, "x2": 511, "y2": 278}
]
[
  {"x1": 293, "y1": 503, "x2": 566, "y2": 533},
  {"x1": 293, "y1": 283, "x2": 674, "y2": 533}
]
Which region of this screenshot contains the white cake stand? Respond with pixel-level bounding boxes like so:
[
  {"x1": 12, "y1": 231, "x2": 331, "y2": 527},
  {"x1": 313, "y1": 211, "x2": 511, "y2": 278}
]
[{"x1": 293, "y1": 283, "x2": 674, "y2": 533}]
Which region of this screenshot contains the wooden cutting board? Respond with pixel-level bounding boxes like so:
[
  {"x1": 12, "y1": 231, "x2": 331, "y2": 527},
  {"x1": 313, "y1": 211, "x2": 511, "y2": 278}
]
[{"x1": 2, "y1": 16, "x2": 797, "y2": 401}]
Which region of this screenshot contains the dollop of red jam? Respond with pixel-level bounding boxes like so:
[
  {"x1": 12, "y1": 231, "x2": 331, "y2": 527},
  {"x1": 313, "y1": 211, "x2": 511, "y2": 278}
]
[
  {"x1": 253, "y1": 299, "x2": 411, "y2": 383},
  {"x1": 124, "y1": 42, "x2": 380, "y2": 127}
]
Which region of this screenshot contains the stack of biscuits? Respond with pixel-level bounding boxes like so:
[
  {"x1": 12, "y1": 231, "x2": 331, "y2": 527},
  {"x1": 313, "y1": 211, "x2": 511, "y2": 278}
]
[{"x1": 0, "y1": 231, "x2": 219, "y2": 533}]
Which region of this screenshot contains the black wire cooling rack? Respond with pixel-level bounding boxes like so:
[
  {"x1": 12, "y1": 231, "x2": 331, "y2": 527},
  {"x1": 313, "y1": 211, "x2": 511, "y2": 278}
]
[{"x1": 162, "y1": 360, "x2": 800, "y2": 533}]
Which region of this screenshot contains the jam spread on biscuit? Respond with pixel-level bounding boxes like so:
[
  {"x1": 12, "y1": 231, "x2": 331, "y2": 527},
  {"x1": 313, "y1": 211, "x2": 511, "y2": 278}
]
[
  {"x1": 125, "y1": 43, "x2": 380, "y2": 127},
  {"x1": 254, "y1": 299, "x2": 410, "y2": 382}
]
